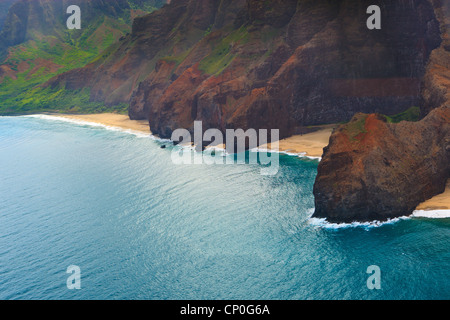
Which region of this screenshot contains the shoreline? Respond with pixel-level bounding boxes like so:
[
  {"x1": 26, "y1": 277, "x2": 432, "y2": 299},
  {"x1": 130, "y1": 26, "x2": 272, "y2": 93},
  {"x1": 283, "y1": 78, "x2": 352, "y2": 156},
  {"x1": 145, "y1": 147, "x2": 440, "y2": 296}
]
[
  {"x1": 54, "y1": 113, "x2": 152, "y2": 134},
  {"x1": 415, "y1": 180, "x2": 450, "y2": 212},
  {"x1": 53, "y1": 113, "x2": 334, "y2": 158},
  {"x1": 259, "y1": 124, "x2": 336, "y2": 158},
  {"x1": 19, "y1": 112, "x2": 450, "y2": 214}
]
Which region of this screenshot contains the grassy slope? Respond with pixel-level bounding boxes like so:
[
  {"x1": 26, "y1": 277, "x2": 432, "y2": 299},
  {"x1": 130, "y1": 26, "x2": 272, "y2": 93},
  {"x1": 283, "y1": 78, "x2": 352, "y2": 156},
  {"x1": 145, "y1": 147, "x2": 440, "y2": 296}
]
[
  {"x1": 199, "y1": 26, "x2": 250, "y2": 76},
  {"x1": 0, "y1": 2, "x2": 158, "y2": 115},
  {"x1": 343, "y1": 107, "x2": 421, "y2": 144},
  {"x1": 384, "y1": 106, "x2": 420, "y2": 123}
]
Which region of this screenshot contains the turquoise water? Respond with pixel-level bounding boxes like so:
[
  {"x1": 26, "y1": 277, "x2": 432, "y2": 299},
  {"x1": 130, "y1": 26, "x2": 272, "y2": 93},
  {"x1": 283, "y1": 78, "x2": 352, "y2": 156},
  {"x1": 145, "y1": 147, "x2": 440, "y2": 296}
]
[{"x1": 0, "y1": 116, "x2": 449, "y2": 300}]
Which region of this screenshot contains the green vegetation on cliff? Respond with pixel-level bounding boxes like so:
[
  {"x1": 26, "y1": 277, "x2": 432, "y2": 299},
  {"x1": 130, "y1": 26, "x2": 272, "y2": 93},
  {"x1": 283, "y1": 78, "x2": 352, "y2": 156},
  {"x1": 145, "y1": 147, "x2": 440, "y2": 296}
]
[
  {"x1": 0, "y1": 0, "x2": 163, "y2": 115},
  {"x1": 384, "y1": 106, "x2": 421, "y2": 123},
  {"x1": 199, "y1": 26, "x2": 250, "y2": 76}
]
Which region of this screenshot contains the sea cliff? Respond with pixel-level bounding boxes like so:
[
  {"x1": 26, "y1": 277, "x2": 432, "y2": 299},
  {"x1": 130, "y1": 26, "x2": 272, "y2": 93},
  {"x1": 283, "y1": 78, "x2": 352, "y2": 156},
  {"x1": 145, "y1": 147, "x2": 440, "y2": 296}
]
[
  {"x1": 1, "y1": 0, "x2": 448, "y2": 223},
  {"x1": 45, "y1": 0, "x2": 442, "y2": 140},
  {"x1": 313, "y1": 0, "x2": 450, "y2": 222}
]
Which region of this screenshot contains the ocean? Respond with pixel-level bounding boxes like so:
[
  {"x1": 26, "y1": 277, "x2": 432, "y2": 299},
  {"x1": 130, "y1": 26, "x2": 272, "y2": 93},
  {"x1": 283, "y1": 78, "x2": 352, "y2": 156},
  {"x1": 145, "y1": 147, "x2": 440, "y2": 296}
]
[{"x1": 0, "y1": 115, "x2": 449, "y2": 300}]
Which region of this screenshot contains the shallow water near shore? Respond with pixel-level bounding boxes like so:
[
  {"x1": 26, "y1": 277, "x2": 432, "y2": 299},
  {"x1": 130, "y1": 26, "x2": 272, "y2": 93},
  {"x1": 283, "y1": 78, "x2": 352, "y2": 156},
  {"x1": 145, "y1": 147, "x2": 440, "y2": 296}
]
[{"x1": 0, "y1": 116, "x2": 449, "y2": 300}]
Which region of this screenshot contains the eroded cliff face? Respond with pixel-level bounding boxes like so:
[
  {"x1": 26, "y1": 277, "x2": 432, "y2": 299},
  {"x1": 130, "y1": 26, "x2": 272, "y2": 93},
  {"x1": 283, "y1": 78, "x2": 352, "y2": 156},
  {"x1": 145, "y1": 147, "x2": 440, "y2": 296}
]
[
  {"x1": 0, "y1": 0, "x2": 132, "y2": 53},
  {"x1": 136, "y1": 0, "x2": 442, "y2": 139},
  {"x1": 46, "y1": 0, "x2": 442, "y2": 139},
  {"x1": 313, "y1": 107, "x2": 449, "y2": 223},
  {"x1": 421, "y1": 0, "x2": 450, "y2": 115},
  {"x1": 46, "y1": 0, "x2": 213, "y2": 108},
  {"x1": 8, "y1": 0, "x2": 446, "y2": 222},
  {"x1": 313, "y1": 0, "x2": 450, "y2": 223},
  {"x1": 0, "y1": 0, "x2": 17, "y2": 31}
]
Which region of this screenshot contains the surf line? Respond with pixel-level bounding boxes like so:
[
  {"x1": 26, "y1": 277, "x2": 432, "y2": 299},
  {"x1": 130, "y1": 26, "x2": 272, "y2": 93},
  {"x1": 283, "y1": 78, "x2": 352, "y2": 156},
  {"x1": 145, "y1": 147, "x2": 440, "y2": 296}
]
[{"x1": 170, "y1": 120, "x2": 280, "y2": 176}]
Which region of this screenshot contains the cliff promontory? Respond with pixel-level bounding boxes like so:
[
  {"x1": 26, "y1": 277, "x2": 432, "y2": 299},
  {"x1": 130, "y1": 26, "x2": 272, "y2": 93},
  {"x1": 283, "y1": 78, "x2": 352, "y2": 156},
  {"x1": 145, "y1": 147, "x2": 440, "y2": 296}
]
[
  {"x1": 313, "y1": 106, "x2": 449, "y2": 223},
  {"x1": 313, "y1": 0, "x2": 450, "y2": 223}
]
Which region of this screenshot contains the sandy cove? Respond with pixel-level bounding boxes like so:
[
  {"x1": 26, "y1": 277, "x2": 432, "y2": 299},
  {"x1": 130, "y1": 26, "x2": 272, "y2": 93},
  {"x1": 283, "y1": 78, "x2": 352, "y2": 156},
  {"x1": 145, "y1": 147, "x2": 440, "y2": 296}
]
[
  {"x1": 56, "y1": 113, "x2": 449, "y2": 212},
  {"x1": 57, "y1": 113, "x2": 333, "y2": 157},
  {"x1": 258, "y1": 124, "x2": 336, "y2": 158},
  {"x1": 57, "y1": 113, "x2": 151, "y2": 133},
  {"x1": 415, "y1": 180, "x2": 450, "y2": 211}
]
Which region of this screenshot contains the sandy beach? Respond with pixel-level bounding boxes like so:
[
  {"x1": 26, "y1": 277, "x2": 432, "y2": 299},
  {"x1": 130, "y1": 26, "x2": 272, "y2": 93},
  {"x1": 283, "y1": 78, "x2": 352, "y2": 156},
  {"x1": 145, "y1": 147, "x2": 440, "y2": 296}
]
[
  {"x1": 53, "y1": 113, "x2": 448, "y2": 212},
  {"x1": 58, "y1": 113, "x2": 334, "y2": 157},
  {"x1": 259, "y1": 125, "x2": 335, "y2": 158},
  {"x1": 57, "y1": 113, "x2": 151, "y2": 134},
  {"x1": 415, "y1": 180, "x2": 450, "y2": 211}
]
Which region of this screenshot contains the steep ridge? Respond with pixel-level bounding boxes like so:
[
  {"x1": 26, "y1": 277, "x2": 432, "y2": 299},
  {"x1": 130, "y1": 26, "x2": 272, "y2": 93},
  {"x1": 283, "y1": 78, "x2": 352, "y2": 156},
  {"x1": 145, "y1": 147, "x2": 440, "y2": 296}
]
[
  {"x1": 0, "y1": 0, "x2": 17, "y2": 31},
  {"x1": 0, "y1": 0, "x2": 131, "y2": 54},
  {"x1": 44, "y1": 0, "x2": 442, "y2": 139},
  {"x1": 313, "y1": 0, "x2": 450, "y2": 223},
  {"x1": 421, "y1": 0, "x2": 450, "y2": 115},
  {"x1": 0, "y1": 0, "x2": 167, "y2": 114}
]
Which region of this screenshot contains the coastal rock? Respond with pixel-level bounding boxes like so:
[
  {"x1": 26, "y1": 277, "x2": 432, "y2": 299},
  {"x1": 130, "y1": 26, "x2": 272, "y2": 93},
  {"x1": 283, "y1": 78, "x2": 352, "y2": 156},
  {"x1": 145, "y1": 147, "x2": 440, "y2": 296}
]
[
  {"x1": 42, "y1": 0, "x2": 442, "y2": 139},
  {"x1": 313, "y1": 107, "x2": 450, "y2": 223},
  {"x1": 1, "y1": 0, "x2": 448, "y2": 223},
  {"x1": 313, "y1": 0, "x2": 450, "y2": 223},
  {"x1": 136, "y1": 0, "x2": 443, "y2": 138},
  {"x1": 421, "y1": 0, "x2": 450, "y2": 115}
]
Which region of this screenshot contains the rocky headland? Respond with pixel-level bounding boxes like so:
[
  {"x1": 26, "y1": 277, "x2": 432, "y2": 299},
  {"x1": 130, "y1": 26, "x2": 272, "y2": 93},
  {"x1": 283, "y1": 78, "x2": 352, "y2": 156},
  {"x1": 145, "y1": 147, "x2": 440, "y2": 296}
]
[
  {"x1": 1, "y1": 0, "x2": 449, "y2": 223},
  {"x1": 313, "y1": 0, "x2": 450, "y2": 223},
  {"x1": 313, "y1": 107, "x2": 449, "y2": 223}
]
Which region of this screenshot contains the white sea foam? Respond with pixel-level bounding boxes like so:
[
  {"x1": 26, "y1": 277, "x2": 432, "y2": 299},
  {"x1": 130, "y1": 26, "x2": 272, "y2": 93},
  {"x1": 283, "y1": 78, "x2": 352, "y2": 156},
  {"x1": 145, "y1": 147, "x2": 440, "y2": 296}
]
[
  {"x1": 251, "y1": 147, "x2": 322, "y2": 161},
  {"x1": 411, "y1": 210, "x2": 450, "y2": 219},
  {"x1": 306, "y1": 208, "x2": 410, "y2": 229},
  {"x1": 204, "y1": 145, "x2": 230, "y2": 156},
  {"x1": 308, "y1": 216, "x2": 410, "y2": 230},
  {"x1": 22, "y1": 115, "x2": 323, "y2": 159},
  {"x1": 308, "y1": 208, "x2": 450, "y2": 230},
  {"x1": 21, "y1": 114, "x2": 162, "y2": 140}
]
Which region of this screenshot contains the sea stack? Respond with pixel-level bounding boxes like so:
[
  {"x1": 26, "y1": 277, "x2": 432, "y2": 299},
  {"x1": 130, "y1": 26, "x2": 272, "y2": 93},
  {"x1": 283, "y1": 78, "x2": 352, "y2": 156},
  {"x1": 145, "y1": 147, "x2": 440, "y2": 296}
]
[{"x1": 313, "y1": 107, "x2": 450, "y2": 223}]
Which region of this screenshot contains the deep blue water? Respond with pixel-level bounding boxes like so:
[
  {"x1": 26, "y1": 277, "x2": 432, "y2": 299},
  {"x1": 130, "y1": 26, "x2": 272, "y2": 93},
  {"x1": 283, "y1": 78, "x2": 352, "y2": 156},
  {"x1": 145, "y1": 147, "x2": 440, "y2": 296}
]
[{"x1": 0, "y1": 115, "x2": 449, "y2": 300}]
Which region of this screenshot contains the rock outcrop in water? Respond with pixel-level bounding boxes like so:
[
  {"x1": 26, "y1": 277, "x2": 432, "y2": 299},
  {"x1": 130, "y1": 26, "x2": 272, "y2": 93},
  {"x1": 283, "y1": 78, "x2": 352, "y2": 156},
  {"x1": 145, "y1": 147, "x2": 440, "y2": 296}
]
[
  {"x1": 313, "y1": 107, "x2": 450, "y2": 223},
  {"x1": 313, "y1": 0, "x2": 450, "y2": 223}
]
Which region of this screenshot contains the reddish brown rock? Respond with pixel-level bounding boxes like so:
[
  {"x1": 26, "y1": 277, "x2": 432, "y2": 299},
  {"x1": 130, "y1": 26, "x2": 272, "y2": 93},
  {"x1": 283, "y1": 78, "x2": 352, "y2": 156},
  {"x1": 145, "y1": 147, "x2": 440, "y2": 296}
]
[
  {"x1": 43, "y1": 0, "x2": 443, "y2": 140},
  {"x1": 313, "y1": 107, "x2": 450, "y2": 223},
  {"x1": 421, "y1": 0, "x2": 450, "y2": 115},
  {"x1": 313, "y1": 0, "x2": 450, "y2": 223},
  {"x1": 139, "y1": 0, "x2": 443, "y2": 139}
]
